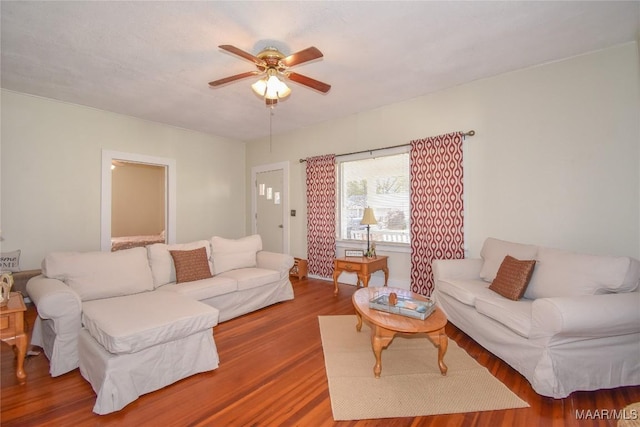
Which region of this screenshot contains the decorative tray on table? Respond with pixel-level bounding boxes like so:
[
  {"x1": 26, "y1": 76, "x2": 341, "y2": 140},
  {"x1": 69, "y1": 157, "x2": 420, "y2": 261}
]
[{"x1": 369, "y1": 291, "x2": 436, "y2": 320}]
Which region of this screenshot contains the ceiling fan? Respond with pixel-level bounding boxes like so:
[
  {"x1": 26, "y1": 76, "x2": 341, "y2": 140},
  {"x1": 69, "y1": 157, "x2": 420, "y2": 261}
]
[{"x1": 208, "y1": 45, "x2": 331, "y2": 106}]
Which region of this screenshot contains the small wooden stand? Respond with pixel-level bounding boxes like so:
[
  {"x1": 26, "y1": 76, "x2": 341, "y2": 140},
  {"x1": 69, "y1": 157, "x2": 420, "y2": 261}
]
[
  {"x1": 332, "y1": 255, "x2": 389, "y2": 296},
  {"x1": 0, "y1": 292, "x2": 28, "y2": 383},
  {"x1": 289, "y1": 258, "x2": 308, "y2": 280}
]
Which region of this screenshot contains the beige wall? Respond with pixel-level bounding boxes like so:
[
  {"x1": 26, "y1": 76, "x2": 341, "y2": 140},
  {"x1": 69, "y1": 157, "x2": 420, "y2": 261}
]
[
  {"x1": 246, "y1": 42, "x2": 640, "y2": 289},
  {"x1": 1, "y1": 91, "x2": 247, "y2": 269},
  {"x1": 111, "y1": 162, "x2": 165, "y2": 237},
  {"x1": 1, "y1": 43, "x2": 637, "y2": 281}
]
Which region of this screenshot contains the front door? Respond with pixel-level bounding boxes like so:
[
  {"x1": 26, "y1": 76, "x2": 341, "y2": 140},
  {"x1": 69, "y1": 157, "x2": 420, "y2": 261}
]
[{"x1": 256, "y1": 169, "x2": 284, "y2": 253}]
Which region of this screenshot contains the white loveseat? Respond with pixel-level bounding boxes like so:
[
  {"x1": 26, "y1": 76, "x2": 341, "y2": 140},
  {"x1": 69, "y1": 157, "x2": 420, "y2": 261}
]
[
  {"x1": 27, "y1": 235, "x2": 294, "y2": 413},
  {"x1": 433, "y1": 237, "x2": 640, "y2": 398}
]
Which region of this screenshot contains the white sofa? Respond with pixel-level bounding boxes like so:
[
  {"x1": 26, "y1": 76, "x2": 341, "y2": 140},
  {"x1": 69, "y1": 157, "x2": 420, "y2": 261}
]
[
  {"x1": 27, "y1": 235, "x2": 294, "y2": 413},
  {"x1": 433, "y1": 237, "x2": 640, "y2": 398}
]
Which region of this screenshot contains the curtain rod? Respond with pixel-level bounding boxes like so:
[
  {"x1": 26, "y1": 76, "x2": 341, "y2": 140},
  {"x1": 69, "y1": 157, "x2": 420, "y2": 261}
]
[{"x1": 298, "y1": 130, "x2": 475, "y2": 163}]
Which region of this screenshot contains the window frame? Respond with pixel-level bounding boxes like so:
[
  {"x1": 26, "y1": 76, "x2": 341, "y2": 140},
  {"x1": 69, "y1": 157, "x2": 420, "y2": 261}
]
[{"x1": 335, "y1": 145, "x2": 411, "y2": 254}]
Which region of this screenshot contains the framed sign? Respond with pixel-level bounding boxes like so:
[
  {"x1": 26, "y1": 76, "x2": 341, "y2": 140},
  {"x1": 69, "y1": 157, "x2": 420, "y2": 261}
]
[{"x1": 345, "y1": 249, "x2": 364, "y2": 257}]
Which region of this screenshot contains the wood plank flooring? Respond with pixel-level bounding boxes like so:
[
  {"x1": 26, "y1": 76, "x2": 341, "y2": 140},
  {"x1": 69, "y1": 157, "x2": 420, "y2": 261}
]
[{"x1": 2, "y1": 278, "x2": 639, "y2": 426}]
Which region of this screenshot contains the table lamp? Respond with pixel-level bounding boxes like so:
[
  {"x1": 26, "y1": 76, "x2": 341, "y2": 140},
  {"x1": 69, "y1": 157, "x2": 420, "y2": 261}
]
[{"x1": 360, "y1": 207, "x2": 378, "y2": 256}]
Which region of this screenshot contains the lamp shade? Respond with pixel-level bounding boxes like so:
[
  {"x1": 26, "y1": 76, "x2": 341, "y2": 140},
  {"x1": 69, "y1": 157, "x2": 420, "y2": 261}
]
[
  {"x1": 360, "y1": 207, "x2": 377, "y2": 225},
  {"x1": 251, "y1": 79, "x2": 267, "y2": 97}
]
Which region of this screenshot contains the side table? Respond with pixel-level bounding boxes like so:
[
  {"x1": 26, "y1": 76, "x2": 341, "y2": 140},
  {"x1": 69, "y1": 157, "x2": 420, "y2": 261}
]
[
  {"x1": 289, "y1": 258, "x2": 308, "y2": 280},
  {"x1": 0, "y1": 292, "x2": 28, "y2": 382},
  {"x1": 332, "y1": 255, "x2": 388, "y2": 296}
]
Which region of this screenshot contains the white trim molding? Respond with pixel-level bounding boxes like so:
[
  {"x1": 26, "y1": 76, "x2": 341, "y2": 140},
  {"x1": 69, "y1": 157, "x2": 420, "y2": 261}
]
[{"x1": 101, "y1": 150, "x2": 176, "y2": 251}]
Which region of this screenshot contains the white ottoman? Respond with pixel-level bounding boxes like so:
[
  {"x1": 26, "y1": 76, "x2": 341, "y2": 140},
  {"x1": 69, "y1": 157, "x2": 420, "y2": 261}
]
[{"x1": 79, "y1": 291, "x2": 220, "y2": 414}]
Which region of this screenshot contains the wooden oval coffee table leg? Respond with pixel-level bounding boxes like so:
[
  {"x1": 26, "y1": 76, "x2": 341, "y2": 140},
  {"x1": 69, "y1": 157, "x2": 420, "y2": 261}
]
[
  {"x1": 438, "y1": 331, "x2": 448, "y2": 375},
  {"x1": 371, "y1": 326, "x2": 395, "y2": 378},
  {"x1": 427, "y1": 328, "x2": 448, "y2": 376},
  {"x1": 355, "y1": 311, "x2": 363, "y2": 332}
]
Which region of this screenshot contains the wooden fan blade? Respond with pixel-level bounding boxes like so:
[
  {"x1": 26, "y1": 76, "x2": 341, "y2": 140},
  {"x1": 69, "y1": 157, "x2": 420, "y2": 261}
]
[
  {"x1": 287, "y1": 72, "x2": 331, "y2": 93},
  {"x1": 282, "y1": 47, "x2": 323, "y2": 68},
  {"x1": 208, "y1": 71, "x2": 260, "y2": 87},
  {"x1": 219, "y1": 45, "x2": 265, "y2": 67}
]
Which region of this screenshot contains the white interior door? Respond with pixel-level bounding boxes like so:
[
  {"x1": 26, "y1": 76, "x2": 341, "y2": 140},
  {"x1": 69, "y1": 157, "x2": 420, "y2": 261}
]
[
  {"x1": 256, "y1": 170, "x2": 283, "y2": 252},
  {"x1": 251, "y1": 162, "x2": 290, "y2": 254}
]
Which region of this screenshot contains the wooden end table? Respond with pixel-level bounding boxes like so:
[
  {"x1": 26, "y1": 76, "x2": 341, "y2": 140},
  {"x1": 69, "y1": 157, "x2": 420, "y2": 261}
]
[
  {"x1": 352, "y1": 287, "x2": 448, "y2": 378},
  {"x1": 0, "y1": 292, "x2": 28, "y2": 382},
  {"x1": 332, "y1": 255, "x2": 388, "y2": 296}
]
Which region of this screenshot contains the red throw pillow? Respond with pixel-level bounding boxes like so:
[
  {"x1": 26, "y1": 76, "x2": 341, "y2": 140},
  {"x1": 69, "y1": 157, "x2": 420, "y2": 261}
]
[
  {"x1": 169, "y1": 247, "x2": 213, "y2": 284},
  {"x1": 489, "y1": 255, "x2": 536, "y2": 300}
]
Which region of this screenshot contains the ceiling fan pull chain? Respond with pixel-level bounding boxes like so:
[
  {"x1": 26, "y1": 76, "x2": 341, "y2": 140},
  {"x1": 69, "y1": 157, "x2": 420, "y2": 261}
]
[{"x1": 269, "y1": 108, "x2": 274, "y2": 153}]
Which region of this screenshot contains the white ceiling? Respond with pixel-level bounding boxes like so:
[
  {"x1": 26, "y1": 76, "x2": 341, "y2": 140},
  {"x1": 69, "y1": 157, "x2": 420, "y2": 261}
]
[{"x1": 1, "y1": 1, "x2": 638, "y2": 142}]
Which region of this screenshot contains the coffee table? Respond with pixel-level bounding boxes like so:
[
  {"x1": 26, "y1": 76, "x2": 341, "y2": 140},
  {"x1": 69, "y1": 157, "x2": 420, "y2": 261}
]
[{"x1": 352, "y1": 287, "x2": 448, "y2": 378}]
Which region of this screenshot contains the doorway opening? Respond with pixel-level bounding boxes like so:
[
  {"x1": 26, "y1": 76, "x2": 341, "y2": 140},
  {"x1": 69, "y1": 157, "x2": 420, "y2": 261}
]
[{"x1": 101, "y1": 150, "x2": 176, "y2": 251}]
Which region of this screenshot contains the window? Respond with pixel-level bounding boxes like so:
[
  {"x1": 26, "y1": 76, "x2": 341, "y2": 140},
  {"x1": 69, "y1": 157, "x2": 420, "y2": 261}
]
[{"x1": 338, "y1": 149, "x2": 410, "y2": 245}]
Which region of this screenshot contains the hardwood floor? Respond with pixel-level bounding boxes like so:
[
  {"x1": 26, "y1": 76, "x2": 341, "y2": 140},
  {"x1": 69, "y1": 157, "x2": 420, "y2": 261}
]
[{"x1": 2, "y1": 278, "x2": 639, "y2": 426}]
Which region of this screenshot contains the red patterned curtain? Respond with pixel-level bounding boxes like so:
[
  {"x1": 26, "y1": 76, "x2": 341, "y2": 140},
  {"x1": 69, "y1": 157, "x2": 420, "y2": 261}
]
[
  {"x1": 306, "y1": 154, "x2": 336, "y2": 278},
  {"x1": 410, "y1": 132, "x2": 464, "y2": 296}
]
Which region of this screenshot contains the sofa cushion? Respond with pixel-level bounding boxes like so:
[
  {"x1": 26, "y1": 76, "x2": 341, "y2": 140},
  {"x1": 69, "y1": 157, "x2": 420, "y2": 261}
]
[
  {"x1": 218, "y1": 268, "x2": 280, "y2": 291},
  {"x1": 210, "y1": 235, "x2": 262, "y2": 275},
  {"x1": 435, "y1": 278, "x2": 494, "y2": 307},
  {"x1": 489, "y1": 255, "x2": 536, "y2": 300},
  {"x1": 42, "y1": 247, "x2": 154, "y2": 301},
  {"x1": 622, "y1": 257, "x2": 640, "y2": 292},
  {"x1": 525, "y1": 247, "x2": 635, "y2": 299},
  {"x1": 474, "y1": 294, "x2": 533, "y2": 338},
  {"x1": 147, "y1": 240, "x2": 212, "y2": 287},
  {"x1": 170, "y1": 247, "x2": 213, "y2": 284},
  {"x1": 480, "y1": 238, "x2": 538, "y2": 283},
  {"x1": 82, "y1": 291, "x2": 219, "y2": 354},
  {"x1": 156, "y1": 276, "x2": 238, "y2": 301}
]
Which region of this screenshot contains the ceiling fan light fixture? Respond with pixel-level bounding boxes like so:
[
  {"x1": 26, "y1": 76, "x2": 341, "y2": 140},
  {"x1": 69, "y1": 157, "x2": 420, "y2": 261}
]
[
  {"x1": 251, "y1": 78, "x2": 268, "y2": 97},
  {"x1": 251, "y1": 68, "x2": 291, "y2": 101},
  {"x1": 267, "y1": 74, "x2": 291, "y2": 99}
]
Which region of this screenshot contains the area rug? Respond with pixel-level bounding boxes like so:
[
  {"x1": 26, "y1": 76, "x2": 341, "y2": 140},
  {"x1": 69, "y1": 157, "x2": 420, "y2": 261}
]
[{"x1": 319, "y1": 315, "x2": 529, "y2": 420}]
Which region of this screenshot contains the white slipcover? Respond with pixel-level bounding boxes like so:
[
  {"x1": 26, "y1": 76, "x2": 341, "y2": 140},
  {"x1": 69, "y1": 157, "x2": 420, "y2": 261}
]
[
  {"x1": 210, "y1": 234, "x2": 262, "y2": 274},
  {"x1": 42, "y1": 247, "x2": 154, "y2": 301},
  {"x1": 147, "y1": 240, "x2": 212, "y2": 287},
  {"x1": 79, "y1": 327, "x2": 219, "y2": 414},
  {"x1": 27, "y1": 236, "x2": 295, "y2": 382},
  {"x1": 82, "y1": 291, "x2": 219, "y2": 354},
  {"x1": 526, "y1": 247, "x2": 636, "y2": 298},
  {"x1": 479, "y1": 238, "x2": 538, "y2": 282},
  {"x1": 433, "y1": 238, "x2": 640, "y2": 398}
]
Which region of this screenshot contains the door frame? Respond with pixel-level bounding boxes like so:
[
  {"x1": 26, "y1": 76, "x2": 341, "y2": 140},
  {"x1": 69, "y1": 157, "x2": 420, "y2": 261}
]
[
  {"x1": 251, "y1": 161, "x2": 290, "y2": 255},
  {"x1": 101, "y1": 150, "x2": 176, "y2": 251}
]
